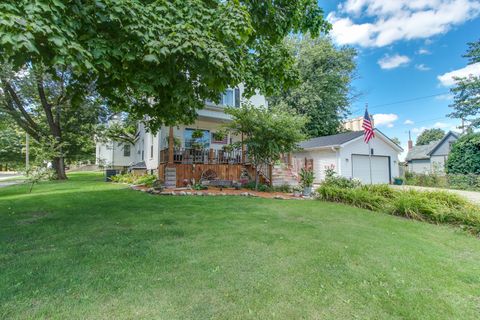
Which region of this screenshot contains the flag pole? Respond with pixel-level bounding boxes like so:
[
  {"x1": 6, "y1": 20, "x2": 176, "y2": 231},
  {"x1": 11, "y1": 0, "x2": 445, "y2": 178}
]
[{"x1": 366, "y1": 103, "x2": 373, "y2": 185}]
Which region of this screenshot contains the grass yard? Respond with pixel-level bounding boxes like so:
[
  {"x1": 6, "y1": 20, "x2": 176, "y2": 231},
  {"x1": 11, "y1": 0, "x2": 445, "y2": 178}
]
[{"x1": 1, "y1": 173, "x2": 480, "y2": 319}]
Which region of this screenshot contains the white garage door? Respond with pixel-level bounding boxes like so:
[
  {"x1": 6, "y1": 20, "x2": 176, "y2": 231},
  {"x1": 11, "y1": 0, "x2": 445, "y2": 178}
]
[{"x1": 352, "y1": 155, "x2": 390, "y2": 184}]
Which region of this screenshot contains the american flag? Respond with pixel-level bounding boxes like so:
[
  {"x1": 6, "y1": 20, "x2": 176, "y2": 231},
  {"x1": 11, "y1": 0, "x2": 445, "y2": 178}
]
[{"x1": 362, "y1": 109, "x2": 375, "y2": 143}]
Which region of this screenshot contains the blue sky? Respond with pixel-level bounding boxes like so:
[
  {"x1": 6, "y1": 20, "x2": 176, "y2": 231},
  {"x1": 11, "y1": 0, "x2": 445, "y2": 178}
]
[{"x1": 320, "y1": 0, "x2": 480, "y2": 158}]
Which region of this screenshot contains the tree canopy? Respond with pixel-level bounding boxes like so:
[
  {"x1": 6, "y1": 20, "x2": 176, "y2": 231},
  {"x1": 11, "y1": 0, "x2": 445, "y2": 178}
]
[
  {"x1": 416, "y1": 128, "x2": 445, "y2": 146},
  {"x1": 269, "y1": 35, "x2": 357, "y2": 138},
  {"x1": 446, "y1": 133, "x2": 480, "y2": 174},
  {"x1": 0, "y1": 0, "x2": 330, "y2": 131},
  {"x1": 448, "y1": 39, "x2": 480, "y2": 129}
]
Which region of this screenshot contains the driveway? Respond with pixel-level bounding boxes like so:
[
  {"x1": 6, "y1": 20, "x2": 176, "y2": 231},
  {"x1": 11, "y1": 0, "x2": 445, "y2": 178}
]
[
  {"x1": 391, "y1": 185, "x2": 480, "y2": 205},
  {"x1": 0, "y1": 173, "x2": 24, "y2": 189}
]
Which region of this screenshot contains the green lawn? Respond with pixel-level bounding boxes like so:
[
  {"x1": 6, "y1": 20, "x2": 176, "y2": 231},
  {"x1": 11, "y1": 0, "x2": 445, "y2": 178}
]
[{"x1": 1, "y1": 173, "x2": 480, "y2": 319}]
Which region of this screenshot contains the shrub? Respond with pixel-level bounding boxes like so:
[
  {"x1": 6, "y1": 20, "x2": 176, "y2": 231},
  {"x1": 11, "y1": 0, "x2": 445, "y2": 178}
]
[
  {"x1": 316, "y1": 183, "x2": 480, "y2": 236},
  {"x1": 110, "y1": 173, "x2": 157, "y2": 187},
  {"x1": 316, "y1": 185, "x2": 384, "y2": 211},
  {"x1": 243, "y1": 181, "x2": 271, "y2": 192},
  {"x1": 361, "y1": 184, "x2": 396, "y2": 199},
  {"x1": 299, "y1": 168, "x2": 314, "y2": 188},
  {"x1": 446, "y1": 133, "x2": 480, "y2": 175},
  {"x1": 323, "y1": 173, "x2": 361, "y2": 189},
  {"x1": 389, "y1": 191, "x2": 438, "y2": 220}
]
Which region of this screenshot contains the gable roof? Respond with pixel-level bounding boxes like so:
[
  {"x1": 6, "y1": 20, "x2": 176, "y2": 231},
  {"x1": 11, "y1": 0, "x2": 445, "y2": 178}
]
[
  {"x1": 426, "y1": 131, "x2": 459, "y2": 156},
  {"x1": 406, "y1": 131, "x2": 460, "y2": 161},
  {"x1": 405, "y1": 140, "x2": 439, "y2": 161},
  {"x1": 299, "y1": 131, "x2": 364, "y2": 149},
  {"x1": 299, "y1": 129, "x2": 403, "y2": 152}
]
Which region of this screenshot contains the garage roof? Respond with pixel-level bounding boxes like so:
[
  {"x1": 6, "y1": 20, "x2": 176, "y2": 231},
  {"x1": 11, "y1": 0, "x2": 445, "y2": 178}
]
[{"x1": 299, "y1": 131, "x2": 364, "y2": 149}]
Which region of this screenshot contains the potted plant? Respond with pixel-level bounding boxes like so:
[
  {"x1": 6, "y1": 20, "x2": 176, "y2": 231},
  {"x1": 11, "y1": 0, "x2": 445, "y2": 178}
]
[{"x1": 299, "y1": 168, "x2": 315, "y2": 196}]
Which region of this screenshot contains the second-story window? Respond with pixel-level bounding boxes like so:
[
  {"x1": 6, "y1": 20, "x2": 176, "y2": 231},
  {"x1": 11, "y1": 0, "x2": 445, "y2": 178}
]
[
  {"x1": 221, "y1": 89, "x2": 235, "y2": 107},
  {"x1": 123, "y1": 144, "x2": 131, "y2": 157}
]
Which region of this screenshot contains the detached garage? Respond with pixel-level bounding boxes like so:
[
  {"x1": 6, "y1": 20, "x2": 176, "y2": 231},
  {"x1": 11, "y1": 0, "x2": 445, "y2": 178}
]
[{"x1": 293, "y1": 129, "x2": 402, "y2": 184}]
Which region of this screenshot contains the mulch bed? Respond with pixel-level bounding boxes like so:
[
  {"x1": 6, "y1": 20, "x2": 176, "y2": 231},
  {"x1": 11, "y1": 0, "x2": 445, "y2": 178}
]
[{"x1": 131, "y1": 185, "x2": 310, "y2": 200}]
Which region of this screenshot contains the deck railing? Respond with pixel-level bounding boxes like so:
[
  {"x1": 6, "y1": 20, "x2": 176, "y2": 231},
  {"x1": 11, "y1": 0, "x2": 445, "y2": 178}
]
[{"x1": 160, "y1": 148, "x2": 245, "y2": 165}]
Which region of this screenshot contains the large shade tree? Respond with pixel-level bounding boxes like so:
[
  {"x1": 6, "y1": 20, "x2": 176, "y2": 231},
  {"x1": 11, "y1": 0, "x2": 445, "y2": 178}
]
[
  {"x1": 1, "y1": 0, "x2": 330, "y2": 130},
  {"x1": 0, "y1": 1, "x2": 329, "y2": 179},
  {"x1": 269, "y1": 35, "x2": 357, "y2": 138}
]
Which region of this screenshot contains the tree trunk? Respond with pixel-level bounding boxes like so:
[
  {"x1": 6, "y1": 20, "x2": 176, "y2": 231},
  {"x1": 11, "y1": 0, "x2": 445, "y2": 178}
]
[
  {"x1": 255, "y1": 166, "x2": 259, "y2": 190},
  {"x1": 52, "y1": 157, "x2": 67, "y2": 180}
]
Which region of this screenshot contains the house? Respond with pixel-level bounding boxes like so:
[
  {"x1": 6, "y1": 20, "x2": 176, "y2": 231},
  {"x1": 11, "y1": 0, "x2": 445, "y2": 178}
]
[
  {"x1": 405, "y1": 131, "x2": 459, "y2": 174},
  {"x1": 96, "y1": 84, "x2": 268, "y2": 187},
  {"x1": 292, "y1": 129, "x2": 403, "y2": 184}
]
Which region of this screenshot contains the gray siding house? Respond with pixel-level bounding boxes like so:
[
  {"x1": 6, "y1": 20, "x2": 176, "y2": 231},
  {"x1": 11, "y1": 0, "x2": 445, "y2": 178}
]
[{"x1": 406, "y1": 131, "x2": 459, "y2": 174}]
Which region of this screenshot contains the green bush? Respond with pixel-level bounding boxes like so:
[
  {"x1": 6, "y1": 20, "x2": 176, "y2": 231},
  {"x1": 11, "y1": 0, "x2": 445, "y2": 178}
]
[
  {"x1": 110, "y1": 173, "x2": 157, "y2": 187},
  {"x1": 316, "y1": 185, "x2": 384, "y2": 211},
  {"x1": 389, "y1": 191, "x2": 438, "y2": 220},
  {"x1": 243, "y1": 181, "x2": 271, "y2": 192},
  {"x1": 361, "y1": 184, "x2": 396, "y2": 199},
  {"x1": 316, "y1": 183, "x2": 480, "y2": 236},
  {"x1": 322, "y1": 171, "x2": 362, "y2": 189},
  {"x1": 446, "y1": 133, "x2": 480, "y2": 175},
  {"x1": 405, "y1": 172, "x2": 480, "y2": 191}
]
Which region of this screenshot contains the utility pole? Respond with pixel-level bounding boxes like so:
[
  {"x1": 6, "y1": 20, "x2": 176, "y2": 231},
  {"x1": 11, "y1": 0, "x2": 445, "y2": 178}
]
[{"x1": 25, "y1": 133, "x2": 30, "y2": 170}]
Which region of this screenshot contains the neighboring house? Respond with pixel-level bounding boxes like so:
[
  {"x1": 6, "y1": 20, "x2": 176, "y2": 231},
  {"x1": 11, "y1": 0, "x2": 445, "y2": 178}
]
[
  {"x1": 405, "y1": 131, "x2": 459, "y2": 174},
  {"x1": 96, "y1": 84, "x2": 268, "y2": 187},
  {"x1": 292, "y1": 129, "x2": 402, "y2": 184}
]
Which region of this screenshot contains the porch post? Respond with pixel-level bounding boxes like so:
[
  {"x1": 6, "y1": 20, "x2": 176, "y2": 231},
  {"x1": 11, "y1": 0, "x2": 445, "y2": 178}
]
[
  {"x1": 288, "y1": 152, "x2": 292, "y2": 167},
  {"x1": 241, "y1": 133, "x2": 246, "y2": 164},
  {"x1": 168, "y1": 126, "x2": 174, "y2": 166}
]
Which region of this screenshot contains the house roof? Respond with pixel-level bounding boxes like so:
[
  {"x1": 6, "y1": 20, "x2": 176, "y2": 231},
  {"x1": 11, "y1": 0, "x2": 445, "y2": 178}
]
[
  {"x1": 406, "y1": 131, "x2": 460, "y2": 161},
  {"x1": 299, "y1": 129, "x2": 403, "y2": 152},
  {"x1": 299, "y1": 131, "x2": 364, "y2": 149},
  {"x1": 405, "y1": 140, "x2": 439, "y2": 161},
  {"x1": 426, "y1": 131, "x2": 459, "y2": 156}
]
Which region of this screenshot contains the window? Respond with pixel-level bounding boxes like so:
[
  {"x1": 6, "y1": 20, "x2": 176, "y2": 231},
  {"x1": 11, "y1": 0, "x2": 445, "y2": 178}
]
[
  {"x1": 123, "y1": 144, "x2": 131, "y2": 157},
  {"x1": 184, "y1": 129, "x2": 210, "y2": 148},
  {"x1": 221, "y1": 89, "x2": 235, "y2": 107},
  {"x1": 212, "y1": 132, "x2": 227, "y2": 144}
]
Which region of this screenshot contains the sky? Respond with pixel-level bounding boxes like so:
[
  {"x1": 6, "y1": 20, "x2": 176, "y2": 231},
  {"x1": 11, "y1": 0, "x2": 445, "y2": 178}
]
[{"x1": 319, "y1": 0, "x2": 480, "y2": 159}]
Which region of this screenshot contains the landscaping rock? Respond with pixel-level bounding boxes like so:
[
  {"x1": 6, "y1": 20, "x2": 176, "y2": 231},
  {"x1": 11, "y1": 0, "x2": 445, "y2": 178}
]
[
  {"x1": 196, "y1": 192, "x2": 204, "y2": 196},
  {"x1": 178, "y1": 191, "x2": 187, "y2": 196},
  {"x1": 160, "y1": 191, "x2": 175, "y2": 196},
  {"x1": 274, "y1": 196, "x2": 286, "y2": 200}
]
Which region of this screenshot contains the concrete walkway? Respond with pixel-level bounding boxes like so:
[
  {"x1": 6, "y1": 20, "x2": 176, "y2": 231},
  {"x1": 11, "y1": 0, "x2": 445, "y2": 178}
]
[{"x1": 391, "y1": 185, "x2": 480, "y2": 205}]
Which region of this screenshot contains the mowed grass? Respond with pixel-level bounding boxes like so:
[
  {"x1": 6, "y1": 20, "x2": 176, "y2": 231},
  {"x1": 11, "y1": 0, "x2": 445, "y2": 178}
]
[{"x1": 1, "y1": 173, "x2": 480, "y2": 319}]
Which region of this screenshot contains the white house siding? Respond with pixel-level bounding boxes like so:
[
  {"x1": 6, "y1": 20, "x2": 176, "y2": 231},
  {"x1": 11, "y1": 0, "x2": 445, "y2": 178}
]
[
  {"x1": 292, "y1": 150, "x2": 337, "y2": 184},
  {"x1": 430, "y1": 155, "x2": 448, "y2": 173},
  {"x1": 339, "y1": 136, "x2": 400, "y2": 181},
  {"x1": 96, "y1": 141, "x2": 135, "y2": 168},
  {"x1": 409, "y1": 159, "x2": 431, "y2": 174}
]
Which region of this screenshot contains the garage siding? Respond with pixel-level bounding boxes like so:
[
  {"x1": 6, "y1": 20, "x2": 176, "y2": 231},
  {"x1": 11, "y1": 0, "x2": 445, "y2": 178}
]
[
  {"x1": 292, "y1": 150, "x2": 337, "y2": 184},
  {"x1": 339, "y1": 136, "x2": 400, "y2": 181}
]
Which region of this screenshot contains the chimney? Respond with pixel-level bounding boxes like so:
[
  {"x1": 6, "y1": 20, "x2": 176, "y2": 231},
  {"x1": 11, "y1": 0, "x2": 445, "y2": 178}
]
[{"x1": 408, "y1": 130, "x2": 413, "y2": 150}]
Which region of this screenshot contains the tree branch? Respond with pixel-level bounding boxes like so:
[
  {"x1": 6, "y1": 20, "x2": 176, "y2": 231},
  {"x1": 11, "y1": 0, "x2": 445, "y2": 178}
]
[
  {"x1": 2, "y1": 81, "x2": 40, "y2": 132},
  {"x1": 35, "y1": 72, "x2": 61, "y2": 138}
]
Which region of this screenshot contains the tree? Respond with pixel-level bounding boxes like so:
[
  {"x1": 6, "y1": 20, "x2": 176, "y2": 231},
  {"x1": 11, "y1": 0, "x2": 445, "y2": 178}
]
[
  {"x1": 416, "y1": 129, "x2": 445, "y2": 146},
  {"x1": 448, "y1": 39, "x2": 480, "y2": 129},
  {"x1": 224, "y1": 103, "x2": 307, "y2": 189},
  {"x1": 0, "y1": 116, "x2": 24, "y2": 170},
  {"x1": 269, "y1": 35, "x2": 357, "y2": 137},
  {"x1": 0, "y1": 1, "x2": 330, "y2": 132},
  {"x1": 0, "y1": 64, "x2": 107, "y2": 179},
  {"x1": 446, "y1": 133, "x2": 480, "y2": 174}
]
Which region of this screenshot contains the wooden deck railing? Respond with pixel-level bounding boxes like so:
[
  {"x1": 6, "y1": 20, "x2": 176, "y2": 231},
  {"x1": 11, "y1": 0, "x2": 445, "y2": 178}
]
[{"x1": 160, "y1": 148, "x2": 245, "y2": 165}]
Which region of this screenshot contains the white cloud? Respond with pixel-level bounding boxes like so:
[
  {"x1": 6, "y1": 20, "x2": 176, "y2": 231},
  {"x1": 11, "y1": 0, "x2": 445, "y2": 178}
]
[
  {"x1": 373, "y1": 113, "x2": 398, "y2": 128},
  {"x1": 378, "y1": 54, "x2": 410, "y2": 69},
  {"x1": 437, "y1": 62, "x2": 480, "y2": 86},
  {"x1": 404, "y1": 119, "x2": 414, "y2": 125},
  {"x1": 417, "y1": 48, "x2": 431, "y2": 55},
  {"x1": 415, "y1": 64, "x2": 430, "y2": 71},
  {"x1": 328, "y1": 0, "x2": 480, "y2": 47},
  {"x1": 412, "y1": 122, "x2": 453, "y2": 134}
]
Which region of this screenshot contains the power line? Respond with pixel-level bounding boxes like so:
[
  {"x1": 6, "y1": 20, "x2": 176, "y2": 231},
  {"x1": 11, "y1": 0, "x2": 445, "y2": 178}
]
[{"x1": 351, "y1": 92, "x2": 451, "y2": 114}]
